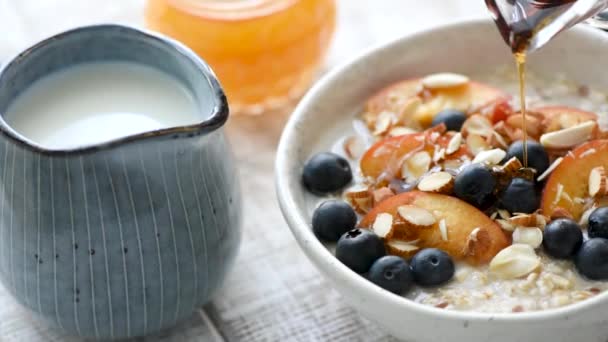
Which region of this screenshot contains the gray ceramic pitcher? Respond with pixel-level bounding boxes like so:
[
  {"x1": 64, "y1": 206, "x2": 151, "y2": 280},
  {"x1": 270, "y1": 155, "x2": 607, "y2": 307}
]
[{"x1": 0, "y1": 25, "x2": 241, "y2": 339}]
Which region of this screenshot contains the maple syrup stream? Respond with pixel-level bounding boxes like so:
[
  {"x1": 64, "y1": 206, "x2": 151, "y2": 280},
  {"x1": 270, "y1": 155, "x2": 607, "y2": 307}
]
[{"x1": 515, "y1": 52, "x2": 528, "y2": 167}]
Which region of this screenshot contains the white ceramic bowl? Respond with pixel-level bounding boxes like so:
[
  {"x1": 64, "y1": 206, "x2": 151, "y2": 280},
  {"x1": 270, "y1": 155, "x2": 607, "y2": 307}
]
[{"x1": 276, "y1": 19, "x2": 608, "y2": 342}]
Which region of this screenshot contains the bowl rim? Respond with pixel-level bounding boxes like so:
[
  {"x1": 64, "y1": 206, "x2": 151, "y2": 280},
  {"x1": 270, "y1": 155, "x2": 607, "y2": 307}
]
[{"x1": 276, "y1": 17, "x2": 608, "y2": 322}]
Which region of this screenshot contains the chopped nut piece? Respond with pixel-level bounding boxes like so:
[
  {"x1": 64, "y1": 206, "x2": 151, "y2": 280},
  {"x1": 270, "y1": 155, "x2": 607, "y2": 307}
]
[
  {"x1": 397, "y1": 205, "x2": 437, "y2": 228},
  {"x1": 372, "y1": 213, "x2": 394, "y2": 239},
  {"x1": 388, "y1": 126, "x2": 418, "y2": 137},
  {"x1": 401, "y1": 151, "x2": 432, "y2": 183},
  {"x1": 579, "y1": 205, "x2": 597, "y2": 228},
  {"x1": 373, "y1": 111, "x2": 396, "y2": 135},
  {"x1": 588, "y1": 166, "x2": 608, "y2": 198},
  {"x1": 537, "y1": 157, "x2": 563, "y2": 182},
  {"x1": 466, "y1": 134, "x2": 491, "y2": 155},
  {"x1": 500, "y1": 157, "x2": 523, "y2": 174},
  {"x1": 397, "y1": 97, "x2": 423, "y2": 123},
  {"x1": 417, "y1": 172, "x2": 454, "y2": 194},
  {"x1": 472, "y1": 148, "x2": 507, "y2": 165},
  {"x1": 506, "y1": 113, "x2": 542, "y2": 138},
  {"x1": 421, "y1": 72, "x2": 469, "y2": 89},
  {"x1": 512, "y1": 305, "x2": 525, "y2": 313},
  {"x1": 540, "y1": 121, "x2": 597, "y2": 149},
  {"x1": 343, "y1": 136, "x2": 366, "y2": 159},
  {"x1": 439, "y1": 219, "x2": 448, "y2": 241},
  {"x1": 487, "y1": 131, "x2": 509, "y2": 149},
  {"x1": 512, "y1": 227, "x2": 543, "y2": 248},
  {"x1": 489, "y1": 244, "x2": 541, "y2": 279},
  {"x1": 579, "y1": 147, "x2": 597, "y2": 158},
  {"x1": 462, "y1": 115, "x2": 494, "y2": 138},
  {"x1": 386, "y1": 239, "x2": 420, "y2": 258},
  {"x1": 496, "y1": 219, "x2": 514, "y2": 232},
  {"x1": 345, "y1": 186, "x2": 372, "y2": 214},
  {"x1": 446, "y1": 133, "x2": 462, "y2": 155},
  {"x1": 463, "y1": 227, "x2": 491, "y2": 256},
  {"x1": 372, "y1": 187, "x2": 394, "y2": 205},
  {"x1": 509, "y1": 213, "x2": 547, "y2": 229},
  {"x1": 498, "y1": 209, "x2": 511, "y2": 219}
]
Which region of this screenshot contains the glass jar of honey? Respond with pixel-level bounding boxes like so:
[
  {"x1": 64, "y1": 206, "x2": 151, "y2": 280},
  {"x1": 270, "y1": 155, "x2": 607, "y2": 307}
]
[{"x1": 145, "y1": 0, "x2": 337, "y2": 115}]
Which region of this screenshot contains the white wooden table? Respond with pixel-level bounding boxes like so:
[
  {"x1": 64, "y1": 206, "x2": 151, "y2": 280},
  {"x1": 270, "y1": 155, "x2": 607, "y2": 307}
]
[{"x1": 0, "y1": 1, "x2": 488, "y2": 341}]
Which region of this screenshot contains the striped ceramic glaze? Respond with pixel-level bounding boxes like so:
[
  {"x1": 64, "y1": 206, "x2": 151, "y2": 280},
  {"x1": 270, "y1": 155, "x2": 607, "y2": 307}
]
[{"x1": 0, "y1": 25, "x2": 242, "y2": 339}]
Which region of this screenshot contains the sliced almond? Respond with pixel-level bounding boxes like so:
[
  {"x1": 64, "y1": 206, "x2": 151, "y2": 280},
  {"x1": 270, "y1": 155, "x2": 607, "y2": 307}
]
[
  {"x1": 433, "y1": 146, "x2": 446, "y2": 163},
  {"x1": 372, "y1": 187, "x2": 394, "y2": 205},
  {"x1": 388, "y1": 126, "x2": 418, "y2": 137},
  {"x1": 386, "y1": 239, "x2": 420, "y2": 258},
  {"x1": 579, "y1": 148, "x2": 597, "y2": 158},
  {"x1": 373, "y1": 111, "x2": 396, "y2": 136},
  {"x1": 487, "y1": 131, "x2": 509, "y2": 149},
  {"x1": 397, "y1": 205, "x2": 437, "y2": 228},
  {"x1": 472, "y1": 148, "x2": 507, "y2": 165},
  {"x1": 508, "y1": 213, "x2": 547, "y2": 229},
  {"x1": 462, "y1": 115, "x2": 494, "y2": 138},
  {"x1": 553, "y1": 183, "x2": 565, "y2": 206},
  {"x1": 397, "y1": 97, "x2": 423, "y2": 124},
  {"x1": 540, "y1": 121, "x2": 597, "y2": 149},
  {"x1": 512, "y1": 227, "x2": 543, "y2": 248},
  {"x1": 580, "y1": 205, "x2": 598, "y2": 228},
  {"x1": 550, "y1": 207, "x2": 574, "y2": 220},
  {"x1": 372, "y1": 213, "x2": 394, "y2": 239},
  {"x1": 537, "y1": 157, "x2": 563, "y2": 182},
  {"x1": 500, "y1": 156, "x2": 523, "y2": 174},
  {"x1": 439, "y1": 219, "x2": 448, "y2": 241},
  {"x1": 506, "y1": 114, "x2": 542, "y2": 138},
  {"x1": 345, "y1": 186, "x2": 372, "y2": 214},
  {"x1": 498, "y1": 209, "x2": 511, "y2": 220},
  {"x1": 446, "y1": 132, "x2": 463, "y2": 155},
  {"x1": 417, "y1": 172, "x2": 454, "y2": 194},
  {"x1": 401, "y1": 151, "x2": 431, "y2": 183},
  {"x1": 463, "y1": 227, "x2": 490, "y2": 256},
  {"x1": 466, "y1": 134, "x2": 491, "y2": 155},
  {"x1": 343, "y1": 136, "x2": 366, "y2": 160},
  {"x1": 442, "y1": 158, "x2": 464, "y2": 171},
  {"x1": 489, "y1": 244, "x2": 541, "y2": 279},
  {"x1": 497, "y1": 219, "x2": 515, "y2": 232},
  {"x1": 588, "y1": 166, "x2": 608, "y2": 198},
  {"x1": 421, "y1": 72, "x2": 469, "y2": 89}
]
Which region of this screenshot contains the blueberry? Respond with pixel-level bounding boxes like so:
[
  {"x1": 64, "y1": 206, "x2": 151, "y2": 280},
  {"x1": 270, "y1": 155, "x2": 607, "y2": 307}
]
[
  {"x1": 575, "y1": 238, "x2": 608, "y2": 280},
  {"x1": 431, "y1": 109, "x2": 467, "y2": 131},
  {"x1": 588, "y1": 207, "x2": 608, "y2": 239},
  {"x1": 302, "y1": 152, "x2": 352, "y2": 194},
  {"x1": 542, "y1": 218, "x2": 583, "y2": 259},
  {"x1": 505, "y1": 140, "x2": 550, "y2": 175},
  {"x1": 336, "y1": 229, "x2": 386, "y2": 273},
  {"x1": 368, "y1": 256, "x2": 413, "y2": 294},
  {"x1": 499, "y1": 178, "x2": 539, "y2": 214},
  {"x1": 453, "y1": 163, "x2": 496, "y2": 208},
  {"x1": 410, "y1": 248, "x2": 455, "y2": 287},
  {"x1": 312, "y1": 200, "x2": 357, "y2": 242}
]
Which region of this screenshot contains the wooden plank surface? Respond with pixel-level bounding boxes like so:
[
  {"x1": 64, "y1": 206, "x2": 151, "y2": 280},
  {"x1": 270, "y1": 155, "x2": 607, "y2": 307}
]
[{"x1": 0, "y1": 1, "x2": 488, "y2": 341}]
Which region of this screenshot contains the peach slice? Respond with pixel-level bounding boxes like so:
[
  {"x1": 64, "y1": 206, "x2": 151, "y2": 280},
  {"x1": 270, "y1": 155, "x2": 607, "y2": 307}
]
[
  {"x1": 541, "y1": 140, "x2": 608, "y2": 220},
  {"x1": 360, "y1": 128, "x2": 471, "y2": 180},
  {"x1": 359, "y1": 191, "x2": 510, "y2": 265},
  {"x1": 534, "y1": 106, "x2": 597, "y2": 133},
  {"x1": 364, "y1": 78, "x2": 510, "y2": 130}
]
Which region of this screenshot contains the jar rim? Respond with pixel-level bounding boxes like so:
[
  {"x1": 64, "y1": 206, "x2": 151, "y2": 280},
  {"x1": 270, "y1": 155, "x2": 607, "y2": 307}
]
[{"x1": 169, "y1": 0, "x2": 300, "y2": 19}]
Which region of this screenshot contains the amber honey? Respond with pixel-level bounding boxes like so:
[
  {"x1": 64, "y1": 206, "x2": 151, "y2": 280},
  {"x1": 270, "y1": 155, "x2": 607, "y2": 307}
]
[{"x1": 145, "y1": 0, "x2": 336, "y2": 114}]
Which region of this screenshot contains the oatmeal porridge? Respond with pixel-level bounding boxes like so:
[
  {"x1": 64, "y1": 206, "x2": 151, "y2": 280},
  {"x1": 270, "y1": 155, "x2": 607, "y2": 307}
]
[{"x1": 302, "y1": 68, "x2": 608, "y2": 313}]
